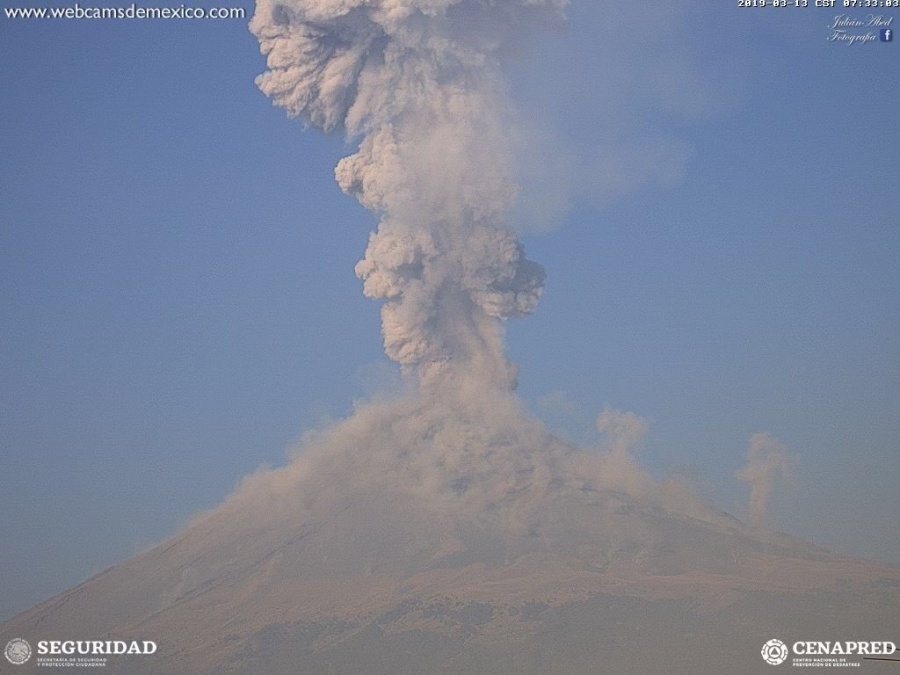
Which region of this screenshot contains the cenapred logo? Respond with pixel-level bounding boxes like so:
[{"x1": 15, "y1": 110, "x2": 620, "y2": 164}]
[
  {"x1": 760, "y1": 639, "x2": 897, "y2": 667},
  {"x1": 4, "y1": 638, "x2": 32, "y2": 665},
  {"x1": 761, "y1": 639, "x2": 789, "y2": 666}
]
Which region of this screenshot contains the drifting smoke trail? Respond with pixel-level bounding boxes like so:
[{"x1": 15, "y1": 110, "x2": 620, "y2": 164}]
[
  {"x1": 597, "y1": 408, "x2": 649, "y2": 458},
  {"x1": 736, "y1": 433, "x2": 795, "y2": 528},
  {"x1": 250, "y1": 0, "x2": 560, "y2": 392}
]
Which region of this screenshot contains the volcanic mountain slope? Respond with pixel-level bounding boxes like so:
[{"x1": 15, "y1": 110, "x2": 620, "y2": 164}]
[{"x1": 3, "y1": 393, "x2": 899, "y2": 674}]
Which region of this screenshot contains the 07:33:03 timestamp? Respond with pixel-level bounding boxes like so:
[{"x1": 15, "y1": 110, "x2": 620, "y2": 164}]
[
  {"x1": 843, "y1": 0, "x2": 900, "y2": 6},
  {"x1": 739, "y1": 0, "x2": 899, "y2": 6}
]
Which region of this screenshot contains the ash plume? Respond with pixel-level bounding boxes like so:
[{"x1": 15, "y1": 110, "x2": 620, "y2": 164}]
[
  {"x1": 246, "y1": 0, "x2": 770, "y2": 535},
  {"x1": 251, "y1": 0, "x2": 559, "y2": 392},
  {"x1": 736, "y1": 432, "x2": 795, "y2": 528},
  {"x1": 597, "y1": 408, "x2": 649, "y2": 458}
]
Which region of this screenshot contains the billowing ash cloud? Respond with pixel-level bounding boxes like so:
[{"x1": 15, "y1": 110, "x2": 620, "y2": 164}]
[
  {"x1": 736, "y1": 433, "x2": 795, "y2": 528},
  {"x1": 251, "y1": 0, "x2": 561, "y2": 390},
  {"x1": 245, "y1": 0, "x2": 775, "y2": 539}
]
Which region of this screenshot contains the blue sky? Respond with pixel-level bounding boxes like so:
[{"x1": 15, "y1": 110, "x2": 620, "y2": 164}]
[{"x1": 2, "y1": 2, "x2": 898, "y2": 621}]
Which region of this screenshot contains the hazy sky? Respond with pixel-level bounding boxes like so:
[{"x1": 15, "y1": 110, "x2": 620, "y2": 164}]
[{"x1": 2, "y1": 1, "x2": 898, "y2": 621}]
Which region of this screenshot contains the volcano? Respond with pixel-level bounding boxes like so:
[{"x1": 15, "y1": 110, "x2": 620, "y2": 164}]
[
  {"x1": 3, "y1": 393, "x2": 898, "y2": 674},
  {"x1": 5, "y1": 0, "x2": 897, "y2": 672}
]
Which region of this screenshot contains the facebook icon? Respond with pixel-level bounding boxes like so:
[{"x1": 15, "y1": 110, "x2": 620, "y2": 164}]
[{"x1": 881, "y1": 28, "x2": 893, "y2": 42}]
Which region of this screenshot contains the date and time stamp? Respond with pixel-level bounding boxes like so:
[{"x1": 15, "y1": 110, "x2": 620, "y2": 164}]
[
  {"x1": 738, "y1": 0, "x2": 895, "y2": 44},
  {"x1": 739, "y1": 0, "x2": 896, "y2": 8}
]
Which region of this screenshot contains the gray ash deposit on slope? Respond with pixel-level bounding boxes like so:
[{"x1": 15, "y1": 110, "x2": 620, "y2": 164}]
[{"x1": 3, "y1": 390, "x2": 899, "y2": 674}]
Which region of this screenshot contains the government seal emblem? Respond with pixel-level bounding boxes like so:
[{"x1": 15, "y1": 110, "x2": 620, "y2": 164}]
[{"x1": 4, "y1": 638, "x2": 32, "y2": 665}]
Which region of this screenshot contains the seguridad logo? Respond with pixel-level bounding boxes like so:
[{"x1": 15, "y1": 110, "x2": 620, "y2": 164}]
[{"x1": 36, "y1": 640, "x2": 158, "y2": 655}]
